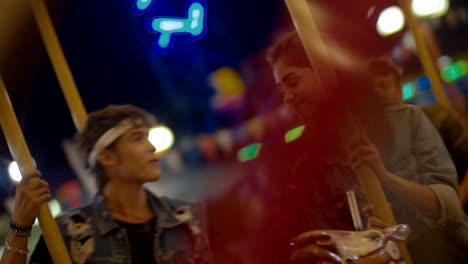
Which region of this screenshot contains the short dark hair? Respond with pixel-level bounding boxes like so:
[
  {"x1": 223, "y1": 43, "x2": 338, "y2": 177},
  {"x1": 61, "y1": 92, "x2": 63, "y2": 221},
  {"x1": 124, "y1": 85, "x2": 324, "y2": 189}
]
[
  {"x1": 76, "y1": 104, "x2": 156, "y2": 189},
  {"x1": 368, "y1": 57, "x2": 403, "y2": 84},
  {"x1": 266, "y1": 31, "x2": 311, "y2": 67}
]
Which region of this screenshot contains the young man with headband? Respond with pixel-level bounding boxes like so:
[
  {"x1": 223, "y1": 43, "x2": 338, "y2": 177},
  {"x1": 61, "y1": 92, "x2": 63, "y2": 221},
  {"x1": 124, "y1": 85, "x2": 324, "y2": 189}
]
[{"x1": 1, "y1": 104, "x2": 212, "y2": 264}]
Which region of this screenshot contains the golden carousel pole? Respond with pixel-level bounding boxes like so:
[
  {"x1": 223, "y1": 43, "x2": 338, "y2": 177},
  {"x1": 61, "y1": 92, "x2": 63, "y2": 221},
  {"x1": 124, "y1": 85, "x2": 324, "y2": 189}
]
[
  {"x1": 25, "y1": 0, "x2": 91, "y2": 261},
  {"x1": 399, "y1": 0, "x2": 450, "y2": 108},
  {"x1": 30, "y1": 0, "x2": 88, "y2": 129},
  {"x1": 0, "y1": 78, "x2": 72, "y2": 264}
]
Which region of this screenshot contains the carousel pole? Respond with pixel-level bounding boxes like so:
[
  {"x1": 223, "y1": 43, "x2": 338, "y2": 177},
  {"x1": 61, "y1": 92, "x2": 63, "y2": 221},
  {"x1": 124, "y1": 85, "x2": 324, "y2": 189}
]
[
  {"x1": 30, "y1": 0, "x2": 97, "y2": 195},
  {"x1": 398, "y1": 0, "x2": 450, "y2": 108},
  {"x1": 30, "y1": 0, "x2": 88, "y2": 129},
  {"x1": 284, "y1": 0, "x2": 412, "y2": 262},
  {"x1": 28, "y1": 1, "x2": 93, "y2": 260},
  {"x1": 0, "y1": 78, "x2": 72, "y2": 264}
]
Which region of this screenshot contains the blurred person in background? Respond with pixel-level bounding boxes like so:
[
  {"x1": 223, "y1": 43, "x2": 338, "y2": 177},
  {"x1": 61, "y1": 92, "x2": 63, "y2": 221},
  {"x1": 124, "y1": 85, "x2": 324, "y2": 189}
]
[
  {"x1": 362, "y1": 57, "x2": 468, "y2": 263},
  {"x1": 422, "y1": 104, "x2": 468, "y2": 211},
  {"x1": 1, "y1": 105, "x2": 213, "y2": 264}
]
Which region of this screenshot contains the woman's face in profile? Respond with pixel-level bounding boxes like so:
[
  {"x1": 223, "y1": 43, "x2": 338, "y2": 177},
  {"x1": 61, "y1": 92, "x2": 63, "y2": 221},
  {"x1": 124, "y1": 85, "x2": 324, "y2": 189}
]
[{"x1": 273, "y1": 58, "x2": 323, "y2": 121}]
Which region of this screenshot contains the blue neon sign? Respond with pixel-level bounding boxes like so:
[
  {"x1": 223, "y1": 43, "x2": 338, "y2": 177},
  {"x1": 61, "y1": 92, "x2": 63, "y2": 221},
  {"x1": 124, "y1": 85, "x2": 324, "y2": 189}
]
[
  {"x1": 132, "y1": 0, "x2": 155, "y2": 15},
  {"x1": 132, "y1": 0, "x2": 207, "y2": 55}
]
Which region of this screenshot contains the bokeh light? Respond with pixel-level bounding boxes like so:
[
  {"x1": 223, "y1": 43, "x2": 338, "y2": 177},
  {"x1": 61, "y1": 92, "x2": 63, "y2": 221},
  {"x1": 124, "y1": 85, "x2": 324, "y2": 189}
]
[
  {"x1": 402, "y1": 83, "x2": 416, "y2": 101},
  {"x1": 441, "y1": 60, "x2": 468, "y2": 83},
  {"x1": 209, "y1": 67, "x2": 246, "y2": 96},
  {"x1": 237, "y1": 143, "x2": 261, "y2": 162},
  {"x1": 149, "y1": 126, "x2": 175, "y2": 153},
  {"x1": 416, "y1": 76, "x2": 432, "y2": 91},
  {"x1": 412, "y1": 0, "x2": 449, "y2": 18},
  {"x1": 8, "y1": 162, "x2": 21, "y2": 183},
  {"x1": 377, "y1": 6, "x2": 405, "y2": 37},
  {"x1": 285, "y1": 125, "x2": 305, "y2": 143}
]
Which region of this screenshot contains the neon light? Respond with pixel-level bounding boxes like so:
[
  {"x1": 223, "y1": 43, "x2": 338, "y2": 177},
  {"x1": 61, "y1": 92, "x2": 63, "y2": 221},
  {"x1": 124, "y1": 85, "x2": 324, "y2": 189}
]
[
  {"x1": 416, "y1": 76, "x2": 431, "y2": 91},
  {"x1": 159, "y1": 21, "x2": 184, "y2": 31},
  {"x1": 441, "y1": 60, "x2": 468, "y2": 83},
  {"x1": 402, "y1": 83, "x2": 416, "y2": 101},
  {"x1": 237, "y1": 143, "x2": 261, "y2": 162},
  {"x1": 442, "y1": 64, "x2": 462, "y2": 83},
  {"x1": 285, "y1": 125, "x2": 305, "y2": 143},
  {"x1": 145, "y1": 1, "x2": 207, "y2": 55},
  {"x1": 132, "y1": 0, "x2": 154, "y2": 15}
]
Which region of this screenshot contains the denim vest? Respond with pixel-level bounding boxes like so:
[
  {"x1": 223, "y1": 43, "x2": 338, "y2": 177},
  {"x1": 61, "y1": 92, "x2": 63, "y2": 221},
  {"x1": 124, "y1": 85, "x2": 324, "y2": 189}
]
[{"x1": 53, "y1": 191, "x2": 212, "y2": 264}]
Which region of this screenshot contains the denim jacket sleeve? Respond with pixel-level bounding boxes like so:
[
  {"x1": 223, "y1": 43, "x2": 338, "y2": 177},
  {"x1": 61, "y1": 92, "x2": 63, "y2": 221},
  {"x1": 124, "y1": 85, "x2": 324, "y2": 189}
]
[
  {"x1": 411, "y1": 107, "x2": 465, "y2": 226},
  {"x1": 162, "y1": 197, "x2": 215, "y2": 264}
]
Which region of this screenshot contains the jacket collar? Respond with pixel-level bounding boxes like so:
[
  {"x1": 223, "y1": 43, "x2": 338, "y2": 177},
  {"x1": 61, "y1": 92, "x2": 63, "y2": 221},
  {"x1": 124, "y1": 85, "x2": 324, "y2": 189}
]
[{"x1": 92, "y1": 189, "x2": 185, "y2": 236}]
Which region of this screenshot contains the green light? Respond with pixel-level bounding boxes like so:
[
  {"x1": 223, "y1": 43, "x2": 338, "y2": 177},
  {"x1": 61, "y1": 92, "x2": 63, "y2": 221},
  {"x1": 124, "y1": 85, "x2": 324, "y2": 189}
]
[
  {"x1": 285, "y1": 125, "x2": 305, "y2": 143},
  {"x1": 402, "y1": 83, "x2": 416, "y2": 101},
  {"x1": 441, "y1": 60, "x2": 468, "y2": 83},
  {"x1": 442, "y1": 64, "x2": 462, "y2": 83},
  {"x1": 237, "y1": 143, "x2": 261, "y2": 162},
  {"x1": 456, "y1": 60, "x2": 468, "y2": 76}
]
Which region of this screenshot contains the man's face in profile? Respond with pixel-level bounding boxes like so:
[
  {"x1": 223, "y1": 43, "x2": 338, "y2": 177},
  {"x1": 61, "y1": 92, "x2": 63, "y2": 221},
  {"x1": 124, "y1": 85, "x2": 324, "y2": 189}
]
[{"x1": 371, "y1": 73, "x2": 402, "y2": 107}]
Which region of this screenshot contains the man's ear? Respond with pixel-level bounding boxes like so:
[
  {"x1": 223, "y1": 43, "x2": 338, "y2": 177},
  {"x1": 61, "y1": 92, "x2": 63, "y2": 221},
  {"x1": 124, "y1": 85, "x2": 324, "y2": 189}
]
[{"x1": 97, "y1": 149, "x2": 117, "y2": 168}]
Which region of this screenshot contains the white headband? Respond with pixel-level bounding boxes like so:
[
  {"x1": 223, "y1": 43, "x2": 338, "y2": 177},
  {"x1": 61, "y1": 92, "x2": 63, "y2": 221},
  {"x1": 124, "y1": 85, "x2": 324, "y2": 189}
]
[{"x1": 87, "y1": 119, "x2": 135, "y2": 167}]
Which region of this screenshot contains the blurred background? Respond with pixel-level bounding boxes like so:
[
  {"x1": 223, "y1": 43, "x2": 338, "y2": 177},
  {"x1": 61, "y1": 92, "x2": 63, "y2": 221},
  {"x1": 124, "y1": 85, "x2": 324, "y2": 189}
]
[{"x1": 0, "y1": 0, "x2": 468, "y2": 259}]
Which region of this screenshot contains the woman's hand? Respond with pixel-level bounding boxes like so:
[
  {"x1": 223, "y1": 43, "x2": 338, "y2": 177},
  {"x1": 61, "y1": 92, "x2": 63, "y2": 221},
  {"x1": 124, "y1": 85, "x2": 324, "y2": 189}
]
[
  {"x1": 349, "y1": 138, "x2": 391, "y2": 184},
  {"x1": 289, "y1": 231, "x2": 341, "y2": 263},
  {"x1": 362, "y1": 203, "x2": 391, "y2": 230},
  {"x1": 12, "y1": 171, "x2": 51, "y2": 227}
]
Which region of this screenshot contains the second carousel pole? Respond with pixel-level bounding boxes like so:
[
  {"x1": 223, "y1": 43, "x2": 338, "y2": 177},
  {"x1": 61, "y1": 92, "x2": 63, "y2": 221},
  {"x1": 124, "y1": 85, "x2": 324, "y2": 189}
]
[{"x1": 30, "y1": 0, "x2": 88, "y2": 129}]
